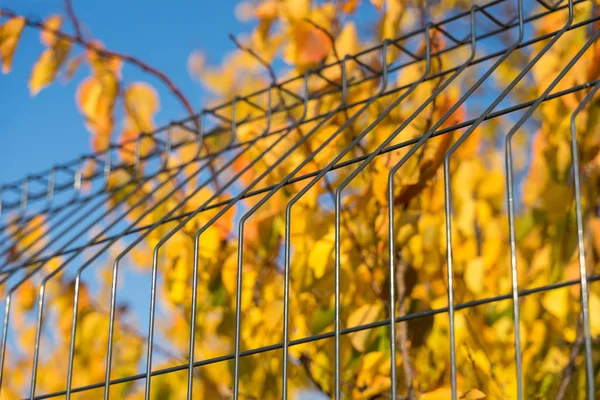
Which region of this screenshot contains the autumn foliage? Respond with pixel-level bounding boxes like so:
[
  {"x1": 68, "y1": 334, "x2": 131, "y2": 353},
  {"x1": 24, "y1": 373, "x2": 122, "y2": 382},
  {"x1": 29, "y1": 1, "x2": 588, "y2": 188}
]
[{"x1": 2, "y1": 0, "x2": 600, "y2": 399}]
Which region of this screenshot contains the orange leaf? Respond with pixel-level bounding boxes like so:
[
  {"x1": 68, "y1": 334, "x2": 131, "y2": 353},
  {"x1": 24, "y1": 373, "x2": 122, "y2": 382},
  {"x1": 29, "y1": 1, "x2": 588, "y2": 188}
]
[
  {"x1": 293, "y1": 20, "x2": 332, "y2": 66},
  {"x1": 341, "y1": 0, "x2": 361, "y2": 14},
  {"x1": 0, "y1": 17, "x2": 26, "y2": 73}
]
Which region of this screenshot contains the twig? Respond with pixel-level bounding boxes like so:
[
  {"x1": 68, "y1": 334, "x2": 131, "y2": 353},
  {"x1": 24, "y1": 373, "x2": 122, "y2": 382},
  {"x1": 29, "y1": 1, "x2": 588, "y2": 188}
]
[
  {"x1": 228, "y1": 34, "x2": 278, "y2": 84},
  {"x1": 63, "y1": 0, "x2": 83, "y2": 40},
  {"x1": 554, "y1": 321, "x2": 585, "y2": 400},
  {"x1": 1, "y1": 7, "x2": 224, "y2": 190},
  {"x1": 0, "y1": 8, "x2": 198, "y2": 133},
  {"x1": 395, "y1": 253, "x2": 415, "y2": 399},
  {"x1": 228, "y1": 33, "x2": 375, "y2": 286},
  {"x1": 304, "y1": 18, "x2": 341, "y2": 63},
  {"x1": 304, "y1": 17, "x2": 369, "y2": 157},
  {"x1": 299, "y1": 353, "x2": 330, "y2": 396}
]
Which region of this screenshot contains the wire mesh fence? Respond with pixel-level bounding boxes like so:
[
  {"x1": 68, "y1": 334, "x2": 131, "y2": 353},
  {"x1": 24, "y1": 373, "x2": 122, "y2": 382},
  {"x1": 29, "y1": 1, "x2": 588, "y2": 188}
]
[{"x1": 1, "y1": 0, "x2": 600, "y2": 398}]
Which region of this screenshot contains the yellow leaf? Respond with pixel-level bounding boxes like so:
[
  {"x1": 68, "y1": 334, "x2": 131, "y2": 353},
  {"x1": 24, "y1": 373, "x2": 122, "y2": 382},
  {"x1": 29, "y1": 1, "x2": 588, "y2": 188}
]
[
  {"x1": 309, "y1": 236, "x2": 334, "y2": 279},
  {"x1": 555, "y1": 139, "x2": 571, "y2": 177},
  {"x1": 256, "y1": 1, "x2": 279, "y2": 20},
  {"x1": 124, "y1": 82, "x2": 159, "y2": 132},
  {"x1": 335, "y1": 22, "x2": 359, "y2": 59},
  {"x1": 476, "y1": 171, "x2": 504, "y2": 200},
  {"x1": 464, "y1": 257, "x2": 485, "y2": 295},
  {"x1": 589, "y1": 292, "x2": 600, "y2": 336},
  {"x1": 347, "y1": 303, "x2": 381, "y2": 351},
  {"x1": 540, "y1": 182, "x2": 572, "y2": 214},
  {"x1": 284, "y1": 0, "x2": 310, "y2": 20},
  {"x1": 0, "y1": 17, "x2": 25, "y2": 73},
  {"x1": 421, "y1": 388, "x2": 453, "y2": 400},
  {"x1": 460, "y1": 389, "x2": 487, "y2": 399},
  {"x1": 29, "y1": 38, "x2": 71, "y2": 95},
  {"x1": 542, "y1": 288, "x2": 569, "y2": 320},
  {"x1": 41, "y1": 15, "x2": 62, "y2": 46},
  {"x1": 76, "y1": 73, "x2": 117, "y2": 144},
  {"x1": 356, "y1": 351, "x2": 388, "y2": 394},
  {"x1": 16, "y1": 280, "x2": 37, "y2": 312},
  {"x1": 63, "y1": 55, "x2": 82, "y2": 82}
]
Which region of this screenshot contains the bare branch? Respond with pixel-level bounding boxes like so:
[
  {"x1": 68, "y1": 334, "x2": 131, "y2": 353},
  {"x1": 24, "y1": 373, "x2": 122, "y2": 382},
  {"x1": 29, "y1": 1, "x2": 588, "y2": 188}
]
[
  {"x1": 555, "y1": 320, "x2": 585, "y2": 400},
  {"x1": 395, "y1": 253, "x2": 415, "y2": 399},
  {"x1": 63, "y1": 0, "x2": 83, "y2": 40},
  {"x1": 0, "y1": 7, "x2": 199, "y2": 133},
  {"x1": 228, "y1": 33, "x2": 278, "y2": 84}
]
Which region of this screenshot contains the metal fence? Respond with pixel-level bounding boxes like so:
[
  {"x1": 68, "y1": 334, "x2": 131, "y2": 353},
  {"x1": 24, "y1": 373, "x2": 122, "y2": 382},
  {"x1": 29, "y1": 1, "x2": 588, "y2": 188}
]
[{"x1": 1, "y1": 0, "x2": 600, "y2": 399}]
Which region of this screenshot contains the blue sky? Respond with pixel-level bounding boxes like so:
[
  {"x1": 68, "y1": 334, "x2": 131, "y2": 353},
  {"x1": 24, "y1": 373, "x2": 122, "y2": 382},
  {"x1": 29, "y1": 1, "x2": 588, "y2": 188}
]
[{"x1": 0, "y1": 0, "x2": 254, "y2": 186}]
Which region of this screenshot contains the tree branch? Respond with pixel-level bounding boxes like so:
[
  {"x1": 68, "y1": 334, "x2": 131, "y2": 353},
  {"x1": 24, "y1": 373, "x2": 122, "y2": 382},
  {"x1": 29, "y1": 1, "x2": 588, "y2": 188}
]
[
  {"x1": 63, "y1": 0, "x2": 83, "y2": 40},
  {"x1": 555, "y1": 321, "x2": 585, "y2": 400},
  {"x1": 228, "y1": 34, "x2": 278, "y2": 84},
  {"x1": 0, "y1": 7, "x2": 199, "y2": 133},
  {"x1": 395, "y1": 253, "x2": 415, "y2": 399},
  {"x1": 228, "y1": 32, "x2": 376, "y2": 283},
  {"x1": 304, "y1": 17, "x2": 368, "y2": 157}
]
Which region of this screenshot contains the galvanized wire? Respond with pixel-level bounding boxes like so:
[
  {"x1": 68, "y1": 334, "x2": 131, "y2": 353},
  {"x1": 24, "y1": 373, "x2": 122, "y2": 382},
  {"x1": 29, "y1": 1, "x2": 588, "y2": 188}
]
[{"x1": 1, "y1": 0, "x2": 599, "y2": 399}]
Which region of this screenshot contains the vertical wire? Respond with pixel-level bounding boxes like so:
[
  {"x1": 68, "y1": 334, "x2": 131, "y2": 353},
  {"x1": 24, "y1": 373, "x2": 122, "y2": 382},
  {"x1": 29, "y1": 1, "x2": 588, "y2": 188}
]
[
  {"x1": 443, "y1": 1, "x2": 581, "y2": 397},
  {"x1": 569, "y1": 82, "x2": 600, "y2": 399},
  {"x1": 179, "y1": 72, "x2": 334, "y2": 397},
  {"x1": 102, "y1": 102, "x2": 252, "y2": 399},
  {"x1": 282, "y1": 18, "x2": 467, "y2": 393},
  {"x1": 281, "y1": 73, "x2": 309, "y2": 400},
  {"x1": 101, "y1": 94, "x2": 308, "y2": 398},
  {"x1": 230, "y1": 48, "x2": 407, "y2": 397},
  {"x1": 27, "y1": 160, "x2": 195, "y2": 399},
  {"x1": 230, "y1": 49, "x2": 419, "y2": 397},
  {"x1": 63, "y1": 160, "x2": 213, "y2": 397},
  {"x1": 501, "y1": 3, "x2": 584, "y2": 399},
  {"x1": 0, "y1": 297, "x2": 9, "y2": 392},
  {"x1": 142, "y1": 123, "x2": 178, "y2": 398},
  {"x1": 331, "y1": 33, "x2": 427, "y2": 398},
  {"x1": 328, "y1": 25, "x2": 429, "y2": 399},
  {"x1": 227, "y1": 59, "x2": 362, "y2": 398},
  {"x1": 20, "y1": 178, "x2": 29, "y2": 212},
  {"x1": 230, "y1": 59, "x2": 363, "y2": 397},
  {"x1": 391, "y1": 21, "x2": 476, "y2": 397},
  {"x1": 47, "y1": 168, "x2": 56, "y2": 205},
  {"x1": 4, "y1": 163, "x2": 179, "y2": 396},
  {"x1": 280, "y1": 25, "x2": 469, "y2": 395},
  {"x1": 134, "y1": 133, "x2": 151, "y2": 179},
  {"x1": 140, "y1": 84, "x2": 283, "y2": 397}
]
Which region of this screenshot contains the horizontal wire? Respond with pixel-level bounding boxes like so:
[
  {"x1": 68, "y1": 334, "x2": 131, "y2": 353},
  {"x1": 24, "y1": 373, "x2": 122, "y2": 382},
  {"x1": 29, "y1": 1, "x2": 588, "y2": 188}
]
[
  {"x1": 4, "y1": 76, "x2": 597, "y2": 277},
  {"x1": 29, "y1": 273, "x2": 600, "y2": 400},
  {"x1": 0, "y1": 0, "x2": 587, "y2": 210},
  {"x1": 3, "y1": 6, "x2": 597, "y2": 231}
]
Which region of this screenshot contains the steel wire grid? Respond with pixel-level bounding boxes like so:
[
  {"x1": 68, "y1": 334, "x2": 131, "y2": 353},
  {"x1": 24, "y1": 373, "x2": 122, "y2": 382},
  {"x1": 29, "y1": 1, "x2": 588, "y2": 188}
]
[{"x1": 2, "y1": 0, "x2": 600, "y2": 399}]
